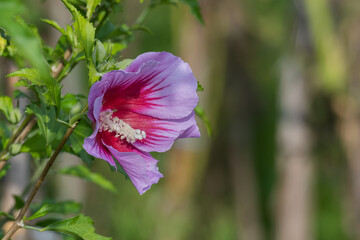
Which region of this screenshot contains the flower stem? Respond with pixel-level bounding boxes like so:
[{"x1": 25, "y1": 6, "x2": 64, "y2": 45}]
[{"x1": 2, "y1": 104, "x2": 88, "y2": 240}]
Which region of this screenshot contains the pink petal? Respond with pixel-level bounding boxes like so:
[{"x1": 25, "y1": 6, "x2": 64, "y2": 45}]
[
  {"x1": 103, "y1": 143, "x2": 163, "y2": 195},
  {"x1": 83, "y1": 128, "x2": 115, "y2": 167},
  {"x1": 101, "y1": 52, "x2": 199, "y2": 120},
  {"x1": 84, "y1": 95, "x2": 117, "y2": 166}
]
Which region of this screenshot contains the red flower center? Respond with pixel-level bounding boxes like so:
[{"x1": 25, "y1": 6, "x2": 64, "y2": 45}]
[{"x1": 99, "y1": 110, "x2": 146, "y2": 144}]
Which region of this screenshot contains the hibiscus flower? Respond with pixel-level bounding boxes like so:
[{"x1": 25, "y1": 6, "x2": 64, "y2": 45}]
[{"x1": 83, "y1": 52, "x2": 200, "y2": 194}]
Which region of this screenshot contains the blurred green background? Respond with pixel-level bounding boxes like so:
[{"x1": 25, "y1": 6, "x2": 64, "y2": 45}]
[{"x1": 2, "y1": 0, "x2": 360, "y2": 239}]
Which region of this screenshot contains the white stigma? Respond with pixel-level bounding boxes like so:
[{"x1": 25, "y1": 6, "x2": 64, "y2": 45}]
[{"x1": 99, "y1": 110, "x2": 146, "y2": 144}]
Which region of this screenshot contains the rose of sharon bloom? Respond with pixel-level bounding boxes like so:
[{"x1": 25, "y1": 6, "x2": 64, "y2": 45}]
[{"x1": 83, "y1": 52, "x2": 200, "y2": 194}]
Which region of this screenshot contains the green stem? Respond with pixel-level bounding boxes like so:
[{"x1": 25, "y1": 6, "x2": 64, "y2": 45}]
[
  {"x1": 0, "y1": 114, "x2": 34, "y2": 162},
  {"x1": 23, "y1": 225, "x2": 43, "y2": 232}
]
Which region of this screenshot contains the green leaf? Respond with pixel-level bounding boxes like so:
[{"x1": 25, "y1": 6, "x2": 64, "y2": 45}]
[
  {"x1": 45, "y1": 84, "x2": 62, "y2": 110},
  {"x1": 59, "y1": 165, "x2": 117, "y2": 193},
  {"x1": 197, "y1": 81, "x2": 204, "y2": 92},
  {"x1": 27, "y1": 204, "x2": 54, "y2": 221},
  {"x1": 65, "y1": 25, "x2": 79, "y2": 50},
  {"x1": 61, "y1": 93, "x2": 83, "y2": 116},
  {"x1": 69, "y1": 113, "x2": 85, "y2": 125},
  {"x1": 27, "y1": 103, "x2": 58, "y2": 145},
  {"x1": 0, "y1": 122, "x2": 11, "y2": 151},
  {"x1": 103, "y1": 42, "x2": 126, "y2": 55},
  {"x1": 0, "y1": 35, "x2": 6, "y2": 56},
  {"x1": 27, "y1": 201, "x2": 82, "y2": 221},
  {"x1": 62, "y1": 0, "x2": 95, "y2": 66},
  {"x1": 180, "y1": 0, "x2": 204, "y2": 24},
  {"x1": 14, "y1": 79, "x2": 31, "y2": 87},
  {"x1": 0, "y1": 163, "x2": 10, "y2": 180},
  {"x1": 9, "y1": 143, "x2": 21, "y2": 155},
  {"x1": 31, "y1": 200, "x2": 82, "y2": 216},
  {"x1": 21, "y1": 132, "x2": 47, "y2": 153},
  {"x1": 63, "y1": 234, "x2": 82, "y2": 240},
  {"x1": 89, "y1": 63, "x2": 100, "y2": 84},
  {"x1": 115, "y1": 59, "x2": 133, "y2": 70},
  {"x1": 7, "y1": 68, "x2": 42, "y2": 85},
  {"x1": 68, "y1": 120, "x2": 92, "y2": 153},
  {"x1": 0, "y1": 96, "x2": 22, "y2": 124},
  {"x1": 92, "y1": 40, "x2": 106, "y2": 64},
  {"x1": 0, "y1": 211, "x2": 15, "y2": 220},
  {"x1": 41, "y1": 19, "x2": 65, "y2": 35},
  {"x1": 66, "y1": 0, "x2": 95, "y2": 60},
  {"x1": 86, "y1": 0, "x2": 101, "y2": 19},
  {"x1": 195, "y1": 105, "x2": 212, "y2": 136},
  {"x1": 14, "y1": 89, "x2": 31, "y2": 100},
  {"x1": 40, "y1": 214, "x2": 111, "y2": 240}
]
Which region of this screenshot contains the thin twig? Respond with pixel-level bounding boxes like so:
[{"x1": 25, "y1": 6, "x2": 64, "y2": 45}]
[
  {"x1": 0, "y1": 114, "x2": 34, "y2": 162},
  {"x1": 0, "y1": 116, "x2": 36, "y2": 171},
  {"x1": 2, "y1": 104, "x2": 88, "y2": 240}
]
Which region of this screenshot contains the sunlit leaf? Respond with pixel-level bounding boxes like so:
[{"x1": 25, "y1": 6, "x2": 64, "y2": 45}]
[
  {"x1": 27, "y1": 204, "x2": 54, "y2": 221},
  {"x1": 0, "y1": 35, "x2": 6, "y2": 55},
  {"x1": 86, "y1": 0, "x2": 101, "y2": 19},
  {"x1": 92, "y1": 40, "x2": 106, "y2": 64},
  {"x1": 41, "y1": 19, "x2": 65, "y2": 35},
  {"x1": 0, "y1": 96, "x2": 22, "y2": 124},
  {"x1": 115, "y1": 59, "x2": 133, "y2": 70},
  {"x1": 0, "y1": 163, "x2": 10, "y2": 180},
  {"x1": 40, "y1": 214, "x2": 111, "y2": 240},
  {"x1": 103, "y1": 42, "x2": 126, "y2": 55},
  {"x1": 9, "y1": 143, "x2": 21, "y2": 155},
  {"x1": 7, "y1": 68, "x2": 42, "y2": 85}
]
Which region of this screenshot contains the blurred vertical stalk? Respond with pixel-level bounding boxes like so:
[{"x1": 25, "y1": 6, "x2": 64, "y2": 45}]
[
  {"x1": 275, "y1": 56, "x2": 312, "y2": 240},
  {"x1": 334, "y1": 1, "x2": 360, "y2": 237},
  {"x1": 303, "y1": 0, "x2": 346, "y2": 92},
  {"x1": 303, "y1": 0, "x2": 360, "y2": 238},
  {"x1": 333, "y1": 96, "x2": 360, "y2": 239}
]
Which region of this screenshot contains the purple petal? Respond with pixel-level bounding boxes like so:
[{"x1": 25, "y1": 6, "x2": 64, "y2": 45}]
[
  {"x1": 100, "y1": 52, "x2": 199, "y2": 120},
  {"x1": 83, "y1": 128, "x2": 115, "y2": 167},
  {"x1": 83, "y1": 95, "x2": 117, "y2": 166},
  {"x1": 87, "y1": 81, "x2": 107, "y2": 122},
  {"x1": 178, "y1": 118, "x2": 201, "y2": 139},
  {"x1": 129, "y1": 111, "x2": 200, "y2": 152},
  {"x1": 104, "y1": 143, "x2": 163, "y2": 195}
]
